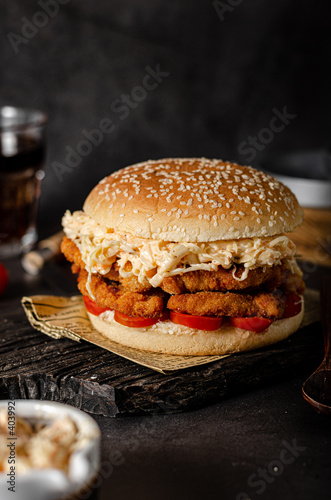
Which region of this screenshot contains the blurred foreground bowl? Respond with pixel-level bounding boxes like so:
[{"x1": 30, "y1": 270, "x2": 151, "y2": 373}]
[{"x1": 0, "y1": 400, "x2": 100, "y2": 500}]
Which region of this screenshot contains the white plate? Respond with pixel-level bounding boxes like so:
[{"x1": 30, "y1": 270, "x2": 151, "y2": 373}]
[{"x1": 273, "y1": 174, "x2": 331, "y2": 208}]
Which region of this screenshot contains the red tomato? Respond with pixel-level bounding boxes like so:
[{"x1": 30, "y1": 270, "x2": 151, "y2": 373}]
[
  {"x1": 170, "y1": 311, "x2": 224, "y2": 331},
  {"x1": 0, "y1": 263, "x2": 9, "y2": 296},
  {"x1": 83, "y1": 295, "x2": 111, "y2": 316},
  {"x1": 230, "y1": 316, "x2": 273, "y2": 333},
  {"x1": 282, "y1": 293, "x2": 302, "y2": 319},
  {"x1": 114, "y1": 310, "x2": 169, "y2": 328}
]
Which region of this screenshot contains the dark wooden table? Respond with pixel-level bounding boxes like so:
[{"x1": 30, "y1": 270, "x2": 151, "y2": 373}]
[{"x1": 0, "y1": 257, "x2": 331, "y2": 500}]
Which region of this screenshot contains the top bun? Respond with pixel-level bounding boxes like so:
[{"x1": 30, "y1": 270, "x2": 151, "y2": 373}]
[{"x1": 83, "y1": 158, "x2": 303, "y2": 242}]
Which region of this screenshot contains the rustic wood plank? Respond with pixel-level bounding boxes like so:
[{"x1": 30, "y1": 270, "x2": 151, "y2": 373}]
[
  {"x1": 290, "y1": 208, "x2": 331, "y2": 267},
  {"x1": 0, "y1": 305, "x2": 324, "y2": 416}
]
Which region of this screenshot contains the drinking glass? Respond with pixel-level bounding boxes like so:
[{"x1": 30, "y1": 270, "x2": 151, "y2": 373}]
[{"x1": 0, "y1": 106, "x2": 47, "y2": 258}]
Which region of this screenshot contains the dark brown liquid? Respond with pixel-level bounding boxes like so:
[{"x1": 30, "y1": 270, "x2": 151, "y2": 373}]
[{"x1": 0, "y1": 136, "x2": 45, "y2": 245}]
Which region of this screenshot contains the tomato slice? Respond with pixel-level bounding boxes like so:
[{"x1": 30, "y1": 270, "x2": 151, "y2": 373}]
[
  {"x1": 83, "y1": 295, "x2": 111, "y2": 316},
  {"x1": 0, "y1": 262, "x2": 9, "y2": 296},
  {"x1": 170, "y1": 311, "x2": 223, "y2": 331},
  {"x1": 282, "y1": 293, "x2": 302, "y2": 319},
  {"x1": 114, "y1": 310, "x2": 169, "y2": 328},
  {"x1": 230, "y1": 316, "x2": 273, "y2": 333}
]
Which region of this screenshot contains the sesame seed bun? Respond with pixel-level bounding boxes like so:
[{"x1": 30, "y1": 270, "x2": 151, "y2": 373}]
[
  {"x1": 87, "y1": 301, "x2": 304, "y2": 356},
  {"x1": 83, "y1": 158, "x2": 303, "y2": 242}
]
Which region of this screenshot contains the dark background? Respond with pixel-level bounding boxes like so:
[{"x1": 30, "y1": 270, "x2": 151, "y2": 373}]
[{"x1": 1, "y1": 0, "x2": 330, "y2": 235}]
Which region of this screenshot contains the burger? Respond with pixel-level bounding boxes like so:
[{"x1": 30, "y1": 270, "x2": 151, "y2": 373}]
[{"x1": 61, "y1": 158, "x2": 305, "y2": 356}]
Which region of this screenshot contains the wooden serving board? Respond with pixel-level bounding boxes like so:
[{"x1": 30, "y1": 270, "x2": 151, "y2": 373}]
[
  {"x1": 0, "y1": 303, "x2": 323, "y2": 417},
  {"x1": 290, "y1": 208, "x2": 331, "y2": 267}
]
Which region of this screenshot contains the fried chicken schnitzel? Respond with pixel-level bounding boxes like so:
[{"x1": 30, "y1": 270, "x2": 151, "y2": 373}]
[
  {"x1": 77, "y1": 269, "x2": 166, "y2": 318},
  {"x1": 61, "y1": 235, "x2": 304, "y2": 319},
  {"x1": 62, "y1": 237, "x2": 301, "y2": 298}
]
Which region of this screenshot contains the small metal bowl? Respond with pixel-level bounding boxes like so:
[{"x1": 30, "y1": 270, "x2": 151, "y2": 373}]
[{"x1": 0, "y1": 400, "x2": 100, "y2": 500}]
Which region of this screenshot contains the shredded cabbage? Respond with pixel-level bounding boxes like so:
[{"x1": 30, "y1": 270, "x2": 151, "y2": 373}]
[{"x1": 62, "y1": 210, "x2": 299, "y2": 297}]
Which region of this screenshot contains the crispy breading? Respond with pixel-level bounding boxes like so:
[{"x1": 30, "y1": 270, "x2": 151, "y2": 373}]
[
  {"x1": 62, "y1": 236, "x2": 294, "y2": 294},
  {"x1": 280, "y1": 272, "x2": 305, "y2": 295},
  {"x1": 167, "y1": 290, "x2": 285, "y2": 319},
  {"x1": 78, "y1": 269, "x2": 166, "y2": 318},
  {"x1": 160, "y1": 264, "x2": 285, "y2": 294},
  {"x1": 61, "y1": 237, "x2": 151, "y2": 292},
  {"x1": 62, "y1": 236, "x2": 302, "y2": 320},
  {"x1": 61, "y1": 236, "x2": 84, "y2": 268}
]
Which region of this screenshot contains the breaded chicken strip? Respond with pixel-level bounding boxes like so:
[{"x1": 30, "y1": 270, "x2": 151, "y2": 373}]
[
  {"x1": 77, "y1": 269, "x2": 166, "y2": 318},
  {"x1": 62, "y1": 237, "x2": 299, "y2": 295},
  {"x1": 161, "y1": 264, "x2": 286, "y2": 294},
  {"x1": 280, "y1": 272, "x2": 305, "y2": 295},
  {"x1": 167, "y1": 290, "x2": 285, "y2": 319},
  {"x1": 61, "y1": 236, "x2": 151, "y2": 292}
]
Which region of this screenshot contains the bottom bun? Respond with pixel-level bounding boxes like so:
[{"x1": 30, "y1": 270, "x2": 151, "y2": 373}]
[{"x1": 86, "y1": 298, "x2": 304, "y2": 356}]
